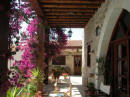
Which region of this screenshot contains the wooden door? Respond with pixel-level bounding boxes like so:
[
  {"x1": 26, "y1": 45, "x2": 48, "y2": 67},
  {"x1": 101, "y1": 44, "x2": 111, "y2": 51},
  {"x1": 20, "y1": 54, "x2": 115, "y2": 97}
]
[
  {"x1": 113, "y1": 41, "x2": 129, "y2": 97},
  {"x1": 107, "y1": 9, "x2": 130, "y2": 97},
  {"x1": 74, "y1": 56, "x2": 82, "y2": 75}
]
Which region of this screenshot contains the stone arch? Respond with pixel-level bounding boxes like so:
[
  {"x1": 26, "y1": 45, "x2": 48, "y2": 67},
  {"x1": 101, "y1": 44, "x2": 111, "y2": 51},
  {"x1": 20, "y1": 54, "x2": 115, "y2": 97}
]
[
  {"x1": 97, "y1": 8, "x2": 122, "y2": 57},
  {"x1": 96, "y1": 7, "x2": 130, "y2": 93},
  {"x1": 95, "y1": 8, "x2": 123, "y2": 90}
]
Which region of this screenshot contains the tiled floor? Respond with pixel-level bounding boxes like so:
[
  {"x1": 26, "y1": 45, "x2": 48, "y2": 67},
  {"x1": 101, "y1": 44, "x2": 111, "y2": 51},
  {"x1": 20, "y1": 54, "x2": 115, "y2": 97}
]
[{"x1": 43, "y1": 76, "x2": 85, "y2": 97}]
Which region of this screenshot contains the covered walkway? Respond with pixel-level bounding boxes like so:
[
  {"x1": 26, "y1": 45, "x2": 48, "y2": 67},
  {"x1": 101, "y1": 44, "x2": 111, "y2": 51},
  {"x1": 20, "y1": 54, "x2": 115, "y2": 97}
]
[{"x1": 1, "y1": 0, "x2": 130, "y2": 97}]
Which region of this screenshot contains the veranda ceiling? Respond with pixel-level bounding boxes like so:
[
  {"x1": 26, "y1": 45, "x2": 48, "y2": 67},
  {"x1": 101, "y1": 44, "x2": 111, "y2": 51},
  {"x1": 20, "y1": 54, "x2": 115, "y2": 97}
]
[{"x1": 38, "y1": 0, "x2": 105, "y2": 28}]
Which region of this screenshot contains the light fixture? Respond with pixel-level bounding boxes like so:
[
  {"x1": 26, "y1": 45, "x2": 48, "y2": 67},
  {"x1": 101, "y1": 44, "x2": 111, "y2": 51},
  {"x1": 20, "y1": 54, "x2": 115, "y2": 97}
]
[{"x1": 68, "y1": 28, "x2": 72, "y2": 38}]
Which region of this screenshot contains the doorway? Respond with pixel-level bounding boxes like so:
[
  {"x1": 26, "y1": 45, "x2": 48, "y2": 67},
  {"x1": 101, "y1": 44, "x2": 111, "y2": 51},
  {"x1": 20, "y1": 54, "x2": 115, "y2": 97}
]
[
  {"x1": 74, "y1": 55, "x2": 82, "y2": 75},
  {"x1": 107, "y1": 9, "x2": 130, "y2": 97},
  {"x1": 112, "y1": 41, "x2": 129, "y2": 97}
]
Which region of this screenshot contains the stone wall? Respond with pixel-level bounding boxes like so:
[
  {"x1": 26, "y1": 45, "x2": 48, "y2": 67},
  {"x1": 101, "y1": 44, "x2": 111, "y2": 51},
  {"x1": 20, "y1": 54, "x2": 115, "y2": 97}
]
[
  {"x1": 66, "y1": 55, "x2": 74, "y2": 74},
  {"x1": 83, "y1": 0, "x2": 130, "y2": 94},
  {"x1": 49, "y1": 49, "x2": 82, "y2": 75},
  {"x1": 82, "y1": 0, "x2": 111, "y2": 85}
]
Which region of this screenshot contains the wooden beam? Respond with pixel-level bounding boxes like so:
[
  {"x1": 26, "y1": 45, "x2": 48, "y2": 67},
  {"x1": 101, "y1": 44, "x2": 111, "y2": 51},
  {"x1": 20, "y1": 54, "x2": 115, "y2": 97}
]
[
  {"x1": 48, "y1": 21, "x2": 88, "y2": 23},
  {"x1": 45, "y1": 11, "x2": 94, "y2": 14},
  {"x1": 48, "y1": 18, "x2": 89, "y2": 22},
  {"x1": 50, "y1": 26, "x2": 84, "y2": 28},
  {"x1": 49, "y1": 24, "x2": 85, "y2": 28},
  {"x1": 50, "y1": 25, "x2": 85, "y2": 27},
  {"x1": 47, "y1": 16, "x2": 91, "y2": 19},
  {"x1": 45, "y1": 12, "x2": 93, "y2": 16},
  {"x1": 39, "y1": 0, "x2": 104, "y2": 4},
  {"x1": 41, "y1": 4, "x2": 101, "y2": 9},
  {"x1": 48, "y1": 21, "x2": 88, "y2": 24},
  {"x1": 48, "y1": 18, "x2": 90, "y2": 20},
  {"x1": 44, "y1": 8, "x2": 97, "y2": 13},
  {"x1": 49, "y1": 23, "x2": 86, "y2": 24},
  {"x1": 50, "y1": 24, "x2": 85, "y2": 26},
  {"x1": 37, "y1": 19, "x2": 45, "y2": 94}
]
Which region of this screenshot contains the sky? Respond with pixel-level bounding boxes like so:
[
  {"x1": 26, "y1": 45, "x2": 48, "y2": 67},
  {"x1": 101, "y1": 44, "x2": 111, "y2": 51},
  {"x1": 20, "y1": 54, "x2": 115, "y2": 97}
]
[
  {"x1": 65, "y1": 28, "x2": 84, "y2": 40},
  {"x1": 21, "y1": 22, "x2": 84, "y2": 40}
]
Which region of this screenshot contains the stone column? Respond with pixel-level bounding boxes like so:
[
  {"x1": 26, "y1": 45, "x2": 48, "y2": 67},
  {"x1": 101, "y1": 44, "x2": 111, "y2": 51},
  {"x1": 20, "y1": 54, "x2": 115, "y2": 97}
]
[
  {"x1": 82, "y1": 28, "x2": 88, "y2": 86},
  {"x1": 66, "y1": 55, "x2": 74, "y2": 74}
]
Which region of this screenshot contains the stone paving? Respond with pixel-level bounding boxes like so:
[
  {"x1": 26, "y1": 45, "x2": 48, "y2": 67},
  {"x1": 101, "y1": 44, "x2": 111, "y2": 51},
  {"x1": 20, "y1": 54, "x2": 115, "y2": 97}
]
[{"x1": 43, "y1": 76, "x2": 85, "y2": 97}]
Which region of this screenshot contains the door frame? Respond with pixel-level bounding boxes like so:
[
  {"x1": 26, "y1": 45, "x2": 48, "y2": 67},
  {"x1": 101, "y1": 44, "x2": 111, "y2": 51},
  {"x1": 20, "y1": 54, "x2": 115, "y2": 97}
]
[
  {"x1": 111, "y1": 40, "x2": 129, "y2": 97},
  {"x1": 107, "y1": 9, "x2": 130, "y2": 97},
  {"x1": 74, "y1": 55, "x2": 82, "y2": 75}
]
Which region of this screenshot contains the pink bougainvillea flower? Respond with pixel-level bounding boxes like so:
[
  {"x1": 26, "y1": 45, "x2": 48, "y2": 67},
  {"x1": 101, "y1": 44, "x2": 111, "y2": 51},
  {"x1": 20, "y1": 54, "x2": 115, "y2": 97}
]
[
  {"x1": 9, "y1": 56, "x2": 14, "y2": 60},
  {"x1": 24, "y1": 8, "x2": 31, "y2": 15}
]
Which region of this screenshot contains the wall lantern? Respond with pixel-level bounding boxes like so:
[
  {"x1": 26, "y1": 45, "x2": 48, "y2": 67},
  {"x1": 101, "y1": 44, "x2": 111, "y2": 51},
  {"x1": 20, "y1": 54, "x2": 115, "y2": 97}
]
[
  {"x1": 96, "y1": 25, "x2": 101, "y2": 36},
  {"x1": 68, "y1": 28, "x2": 72, "y2": 38}
]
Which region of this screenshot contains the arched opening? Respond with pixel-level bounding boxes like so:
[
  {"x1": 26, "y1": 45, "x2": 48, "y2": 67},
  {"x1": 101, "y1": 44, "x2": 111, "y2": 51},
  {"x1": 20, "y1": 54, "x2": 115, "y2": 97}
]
[{"x1": 106, "y1": 9, "x2": 130, "y2": 97}]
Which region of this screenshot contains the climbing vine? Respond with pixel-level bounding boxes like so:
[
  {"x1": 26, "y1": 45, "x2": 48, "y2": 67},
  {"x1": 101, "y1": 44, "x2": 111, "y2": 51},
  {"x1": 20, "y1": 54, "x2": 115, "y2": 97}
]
[
  {"x1": 0, "y1": 0, "x2": 68, "y2": 95},
  {"x1": 45, "y1": 28, "x2": 68, "y2": 59}
]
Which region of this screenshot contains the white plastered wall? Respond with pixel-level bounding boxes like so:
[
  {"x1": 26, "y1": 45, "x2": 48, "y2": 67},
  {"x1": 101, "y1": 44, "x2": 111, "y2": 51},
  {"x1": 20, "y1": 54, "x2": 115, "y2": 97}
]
[
  {"x1": 83, "y1": 0, "x2": 130, "y2": 94},
  {"x1": 96, "y1": 0, "x2": 130, "y2": 94}
]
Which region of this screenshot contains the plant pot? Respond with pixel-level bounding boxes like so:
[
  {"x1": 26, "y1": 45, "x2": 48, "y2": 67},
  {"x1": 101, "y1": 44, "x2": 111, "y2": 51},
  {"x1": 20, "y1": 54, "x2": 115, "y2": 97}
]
[
  {"x1": 87, "y1": 90, "x2": 94, "y2": 96},
  {"x1": 64, "y1": 76, "x2": 67, "y2": 79}
]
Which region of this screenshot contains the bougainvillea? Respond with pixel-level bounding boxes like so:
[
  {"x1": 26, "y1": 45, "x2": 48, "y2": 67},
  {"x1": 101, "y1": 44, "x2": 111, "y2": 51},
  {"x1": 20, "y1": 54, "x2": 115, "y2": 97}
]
[
  {"x1": 45, "y1": 28, "x2": 68, "y2": 59},
  {"x1": 10, "y1": 0, "x2": 39, "y2": 82},
  {"x1": 0, "y1": 0, "x2": 68, "y2": 95},
  {"x1": 0, "y1": 0, "x2": 40, "y2": 94}
]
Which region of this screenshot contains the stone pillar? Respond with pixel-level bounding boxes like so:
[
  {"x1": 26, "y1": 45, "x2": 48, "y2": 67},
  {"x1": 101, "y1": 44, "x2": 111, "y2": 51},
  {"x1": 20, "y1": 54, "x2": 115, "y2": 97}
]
[
  {"x1": 66, "y1": 55, "x2": 74, "y2": 74},
  {"x1": 82, "y1": 29, "x2": 88, "y2": 86}
]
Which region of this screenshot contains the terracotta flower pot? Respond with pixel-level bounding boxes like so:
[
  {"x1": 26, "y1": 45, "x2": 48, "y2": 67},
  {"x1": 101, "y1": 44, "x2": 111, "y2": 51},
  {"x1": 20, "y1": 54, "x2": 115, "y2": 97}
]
[
  {"x1": 87, "y1": 90, "x2": 94, "y2": 96},
  {"x1": 64, "y1": 76, "x2": 67, "y2": 79}
]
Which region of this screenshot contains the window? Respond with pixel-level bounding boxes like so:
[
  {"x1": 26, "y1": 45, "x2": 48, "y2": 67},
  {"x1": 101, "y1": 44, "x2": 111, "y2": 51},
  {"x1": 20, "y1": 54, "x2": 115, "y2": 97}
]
[
  {"x1": 87, "y1": 45, "x2": 91, "y2": 67},
  {"x1": 52, "y1": 56, "x2": 65, "y2": 65}
]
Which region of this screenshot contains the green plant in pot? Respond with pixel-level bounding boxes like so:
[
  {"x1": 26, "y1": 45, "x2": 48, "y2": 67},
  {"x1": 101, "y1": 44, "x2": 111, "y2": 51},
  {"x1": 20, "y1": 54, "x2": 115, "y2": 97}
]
[
  {"x1": 96, "y1": 57, "x2": 105, "y2": 75},
  {"x1": 53, "y1": 66, "x2": 62, "y2": 79},
  {"x1": 62, "y1": 73, "x2": 68, "y2": 79},
  {"x1": 54, "y1": 70, "x2": 61, "y2": 79},
  {"x1": 87, "y1": 82, "x2": 95, "y2": 96}
]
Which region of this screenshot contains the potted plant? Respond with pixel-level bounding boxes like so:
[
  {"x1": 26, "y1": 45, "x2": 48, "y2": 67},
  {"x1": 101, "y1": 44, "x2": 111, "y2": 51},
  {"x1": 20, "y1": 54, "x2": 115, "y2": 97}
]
[
  {"x1": 62, "y1": 73, "x2": 68, "y2": 79},
  {"x1": 53, "y1": 66, "x2": 62, "y2": 79},
  {"x1": 96, "y1": 57, "x2": 105, "y2": 75},
  {"x1": 86, "y1": 82, "x2": 95, "y2": 96}
]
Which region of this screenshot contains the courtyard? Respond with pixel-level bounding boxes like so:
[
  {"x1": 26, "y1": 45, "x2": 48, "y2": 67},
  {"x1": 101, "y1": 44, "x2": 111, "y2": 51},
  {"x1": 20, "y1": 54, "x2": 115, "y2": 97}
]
[{"x1": 0, "y1": 0, "x2": 130, "y2": 97}]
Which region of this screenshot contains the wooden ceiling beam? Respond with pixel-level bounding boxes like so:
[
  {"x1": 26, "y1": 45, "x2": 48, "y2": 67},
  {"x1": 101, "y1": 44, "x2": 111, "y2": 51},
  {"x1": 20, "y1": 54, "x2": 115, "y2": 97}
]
[
  {"x1": 48, "y1": 21, "x2": 88, "y2": 24},
  {"x1": 50, "y1": 26, "x2": 84, "y2": 28},
  {"x1": 38, "y1": 0, "x2": 105, "y2": 28},
  {"x1": 49, "y1": 26, "x2": 85, "y2": 28},
  {"x1": 50, "y1": 24, "x2": 85, "y2": 25},
  {"x1": 49, "y1": 25, "x2": 85, "y2": 28},
  {"x1": 47, "y1": 16, "x2": 91, "y2": 19},
  {"x1": 47, "y1": 18, "x2": 89, "y2": 21},
  {"x1": 49, "y1": 24, "x2": 86, "y2": 26},
  {"x1": 50, "y1": 24, "x2": 86, "y2": 26},
  {"x1": 44, "y1": 8, "x2": 96, "y2": 13},
  {"x1": 41, "y1": 4, "x2": 100, "y2": 9},
  {"x1": 39, "y1": 0, "x2": 104, "y2": 4},
  {"x1": 49, "y1": 22, "x2": 86, "y2": 24},
  {"x1": 47, "y1": 18, "x2": 90, "y2": 20},
  {"x1": 45, "y1": 11, "x2": 94, "y2": 14},
  {"x1": 45, "y1": 12, "x2": 93, "y2": 16}
]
